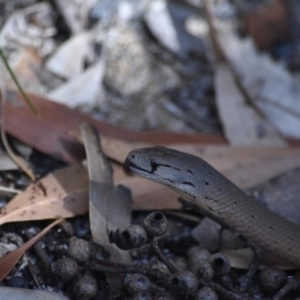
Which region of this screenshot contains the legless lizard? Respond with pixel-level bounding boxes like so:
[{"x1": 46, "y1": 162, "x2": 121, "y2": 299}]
[{"x1": 124, "y1": 146, "x2": 300, "y2": 267}]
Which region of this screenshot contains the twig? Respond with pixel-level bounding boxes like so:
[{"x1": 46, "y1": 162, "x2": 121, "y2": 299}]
[{"x1": 0, "y1": 86, "x2": 36, "y2": 181}]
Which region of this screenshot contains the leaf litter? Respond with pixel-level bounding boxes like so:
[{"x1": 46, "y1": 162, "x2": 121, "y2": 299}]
[
  {"x1": 0, "y1": 218, "x2": 63, "y2": 282},
  {"x1": 0, "y1": 165, "x2": 88, "y2": 225},
  {"x1": 1, "y1": 0, "x2": 300, "y2": 297}
]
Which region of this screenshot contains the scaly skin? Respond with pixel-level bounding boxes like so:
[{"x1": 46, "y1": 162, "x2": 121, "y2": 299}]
[{"x1": 124, "y1": 146, "x2": 300, "y2": 267}]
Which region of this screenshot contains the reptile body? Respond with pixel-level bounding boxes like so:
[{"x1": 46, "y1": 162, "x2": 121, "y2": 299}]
[{"x1": 124, "y1": 146, "x2": 300, "y2": 267}]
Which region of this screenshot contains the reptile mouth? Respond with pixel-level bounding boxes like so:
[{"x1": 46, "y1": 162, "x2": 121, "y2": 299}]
[{"x1": 123, "y1": 159, "x2": 150, "y2": 175}]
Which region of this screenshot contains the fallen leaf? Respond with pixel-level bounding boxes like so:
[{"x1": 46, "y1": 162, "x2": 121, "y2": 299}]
[
  {"x1": 0, "y1": 149, "x2": 18, "y2": 171},
  {"x1": 115, "y1": 145, "x2": 300, "y2": 209},
  {"x1": 0, "y1": 218, "x2": 63, "y2": 282},
  {"x1": 113, "y1": 165, "x2": 180, "y2": 210},
  {"x1": 0, "y1": 165, "x2": 88, "y2": 226},
  {"x1": 218, "y1": 20, "x2": 300, "y2": 139},
  {"x1": 1, "y1": 47, "x2": 45, "y2": 95},
  {"x1": 223, "y1": 248, "x2": 255, "y2": 270},
  {"x1": 80, "y1": 123, "x2": 131, "y2": 258},
  {"x1": 53, "y1": 0, "x2": 92, "y2": 34},
  {"x1": 204, "y1": 0, "x2": 286, "y2": 147},
  {"x1": 0, "y1": 287, "x2": 70, "y2": 300},
  {"x1": 223, "y1": 248, "x2": 296, "y2": 270},
  {"x1": 214, "y1": 63, "x2": 286, "y2": 146},
  {"x1": 48, "y1": 57, "x2": 105, "y2": 108},
  {"x1": 249, "y1": 168, "x2": 300, "y2": 225},
  {"x1": 80, "y1": 123, "x2": 131, "y2": 294},
  {"x1": 80, "y1": 123, "x2": 114, "y2": 245},
  {"x1": 4, "y1": 91, "x2": 225, "y2": 164},
  {"x1": 45, "y1": 31, "x2": 96, "y2": 79}
]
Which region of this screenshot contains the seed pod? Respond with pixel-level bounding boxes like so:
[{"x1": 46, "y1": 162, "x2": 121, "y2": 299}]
[
  {"x1": 170, "y1": 271, "x2": 199, "y2": 298},
  {"x1": 123, "y1": 274, "x2": 152, "y2": 294},
  {"x1": 172, "y1": 256, "x2": 188, "y2": 272},
  {"x1": 68, "y1": 237, "x2": 90, "y2": 263},
  {"x1": 187, "y1": 247, "x2": 211, "y2": 265},
  {"x1": 51, "y1": 257, "x2": 79, "y2": 282},
  {"x1": 190, "y1": 260, "x2": 214, "y2": 280},
  {"x1": 109, "y1": 225, "x2": 148, "y2": 250},
  {"x1": 143, "y1": 212, "x2": 168, "y2": 237},
  {"x1": 258, "y1": 267, "x2": 287, "y2": 295},
  {"x1": 210, "y1": 253, "x2": 231, "y2": 277},
  {"x1": 154, "y1": 292, "x2": 175, "y2": 300},
  {"x1": 195, "y1": 287, "x2": 218, "y2": 300},
  {"x1": 73, "y1": 272, "x2": 98, "y2": 299},
  {"x1": 131, "y1": 291, "x2": 153, "y2": 300}
]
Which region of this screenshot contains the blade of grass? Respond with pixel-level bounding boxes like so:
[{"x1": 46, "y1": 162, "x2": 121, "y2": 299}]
[{"x1": 0, "y1": 47, "x2": 37, "y2": 115}]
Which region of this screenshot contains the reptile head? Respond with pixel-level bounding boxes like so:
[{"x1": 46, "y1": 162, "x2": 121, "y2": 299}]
[{"x1": 123, "y1": 146, "x2": 205, "y2": 198}]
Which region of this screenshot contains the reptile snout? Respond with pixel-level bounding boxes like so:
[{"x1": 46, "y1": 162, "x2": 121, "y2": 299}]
[{"x1": 123, "y1": 158, "x2": 133, "y2": 175}]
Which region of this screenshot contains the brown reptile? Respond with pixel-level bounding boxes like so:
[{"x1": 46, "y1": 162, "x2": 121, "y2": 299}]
[{"x1": 123, "y1": 146, "x2": 300, "y2": 267}]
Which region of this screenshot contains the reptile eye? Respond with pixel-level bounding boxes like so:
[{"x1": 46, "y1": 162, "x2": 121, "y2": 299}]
[{"x1": 150, "y1": 161, "x2": 158, "y2": 173}]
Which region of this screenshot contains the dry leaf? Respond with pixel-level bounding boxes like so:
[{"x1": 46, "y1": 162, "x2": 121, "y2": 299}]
[
  {"x1": 53, "y1": 0, "x2": 93, "y2": 34},
  {"x1": 223, "y1": 248, "x2": 254, "y2": 270},
  {"x1": 217, "y1": 21, "x2": 300, "y2": 139},
  {"x1": 223, "y1": 248, "x2": 296, "y2": 270},
  {"x1": 48, "y1": 57, "x2": 105, "y2": 108},
  {"x1": 0, "y1": 287, "x2": 70, "y2": 300},
  {"x1": 6, "y1": 48, "x2": 45, "y2": 95},
  {"x1": 46, "y1": 31, "x2": 95, "y2": 79},
  {"x1": 113, "y1": 165, "x2": 180, "y2": 210},
  {"x1": 0, "y1": 150, "x2": 18, "y2": 171},
  {"x1": 80, "y1": 123, "x2": 131, "y2": 260},
  {"x1": 118, "y1": 145, "x2": 300, "y2": 187},
  {"x1": 204, "y1": 0, "x2": 286, "y2": 147},
  {"x1": 80, "y1": 123, "x2": 114, "y2": 245},
  {"x1": 115, "y1": 145, "x2": 300, "y2": 210},
  {"x1": 214, "y1": 63, "x2": 286, "y2": 146},
  {"x1": 249, "y1": 168, "x2": 300, "y2": 225},
  {"x1": 4, "y1": 92, "x2": 225, "y2": 164},
  {"x1": 0, "y1": 3, "x2": 55, "y2": 59},
  {"x1": 0, "y1": 165, "x2": 88, "y2": 225},
  {"x1": 80, "y1": 123, "x2": 131, "y2": 293},
  {"x1": 0, "y1": 219, "x2": 63, "y2": 282}
]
